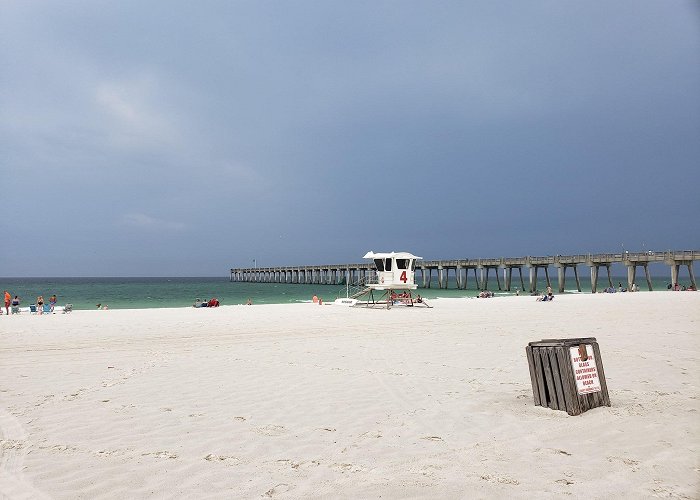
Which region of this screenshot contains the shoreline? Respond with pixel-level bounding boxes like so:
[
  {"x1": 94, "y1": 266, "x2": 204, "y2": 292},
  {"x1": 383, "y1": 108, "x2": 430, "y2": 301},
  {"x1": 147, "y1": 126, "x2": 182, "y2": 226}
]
[{"x1": 1, "y1": 288, "x2": 697, "y2": 315}]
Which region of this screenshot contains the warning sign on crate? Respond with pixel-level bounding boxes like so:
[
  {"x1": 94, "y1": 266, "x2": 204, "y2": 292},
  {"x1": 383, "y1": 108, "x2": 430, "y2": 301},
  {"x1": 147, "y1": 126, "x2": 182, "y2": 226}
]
[{"x1": 569, "y1": 344, "x2": 602, "y2": 395}]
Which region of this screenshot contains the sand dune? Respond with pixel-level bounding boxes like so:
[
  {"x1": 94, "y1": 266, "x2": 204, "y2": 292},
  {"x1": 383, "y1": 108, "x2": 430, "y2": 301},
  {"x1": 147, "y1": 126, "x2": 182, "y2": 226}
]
[{"x1": 1, "y1": 292, "x2": 698, "y2": 498}]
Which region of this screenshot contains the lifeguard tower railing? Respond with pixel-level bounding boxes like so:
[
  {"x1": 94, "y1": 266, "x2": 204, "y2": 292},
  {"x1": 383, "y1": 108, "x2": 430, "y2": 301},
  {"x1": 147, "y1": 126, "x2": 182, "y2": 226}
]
[{"x1": 338, "y1": 275, "x2": 379, "y2": 299}]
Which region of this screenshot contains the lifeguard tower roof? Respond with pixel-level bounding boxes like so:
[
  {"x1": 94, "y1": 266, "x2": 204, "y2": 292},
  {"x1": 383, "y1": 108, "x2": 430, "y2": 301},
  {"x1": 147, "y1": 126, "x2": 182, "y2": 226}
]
[{"x1": 363, "y1": 251, "x2": 422, "y2": 260}]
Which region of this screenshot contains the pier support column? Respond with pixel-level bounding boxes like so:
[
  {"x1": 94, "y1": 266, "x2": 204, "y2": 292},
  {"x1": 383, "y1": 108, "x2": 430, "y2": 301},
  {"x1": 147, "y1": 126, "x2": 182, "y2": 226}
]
[
  {"x1": 689, "y1": 263, "x2": 696, "y2": 289},
  {"x1": 438, "y1": 267, "x2": 444, "y2": 289},
  {"x1": 627, "y1": 265, "x2": 636, "y2": 290},
  {"x1": 557, "y1": 265, "x2": 566, "y2": 294},
  {"x1": 494, "y1": 268, "x2": 502, "y2": 290},
  {"x1": 456, "y1": 266, "x2": 463, "y2": 289},
  {"x1": 590, "y1": 265, "x2": 598, "y2": 293},
  {"x1": 606, "y1": 265, "x2": 613, "y2": 288},
  {"x1": 518, "y1": 267, "x2": 525, "y2": 292},
  {"x1": 671, "y1": 263, "x2": 679, "y2": 287},
  {"x1": 529, "y1": 266, "x2": 538, "y2": 293},
  {"x1": 504, "y1": 267, "x2": 512, "y2": 291},
  {"x1": 573, "y1": 266, "x2": 582, "y2": 292},
  {"x1": 480, "y1": 267, "x2": 488, "y2": 290},
  {"x1": 643, "y1": 264, "x2": 653, "y2": 291}
]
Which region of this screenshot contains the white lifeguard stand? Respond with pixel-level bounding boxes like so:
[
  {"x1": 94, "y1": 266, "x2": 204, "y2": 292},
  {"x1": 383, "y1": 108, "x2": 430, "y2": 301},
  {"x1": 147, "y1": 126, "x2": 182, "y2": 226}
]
[
  {"x1": 364, "y1": 251, "x2": 420, "y2": 290},
  {"x1": 358, "y1": 251, "x2": 429, "y2": 308}
]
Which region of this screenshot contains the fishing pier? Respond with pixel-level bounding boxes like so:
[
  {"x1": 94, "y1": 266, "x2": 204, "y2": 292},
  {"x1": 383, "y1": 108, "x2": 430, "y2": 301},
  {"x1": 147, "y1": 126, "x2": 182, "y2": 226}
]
[{"x1": 230, "y1": 250, "x2": 699, "y2": 293}]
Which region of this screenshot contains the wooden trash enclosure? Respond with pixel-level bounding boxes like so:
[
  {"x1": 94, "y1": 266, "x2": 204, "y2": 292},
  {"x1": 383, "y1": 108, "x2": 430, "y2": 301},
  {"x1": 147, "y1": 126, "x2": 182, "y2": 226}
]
[{"x1": 526, "y1": 337, "x2": 611, "y2": 416}]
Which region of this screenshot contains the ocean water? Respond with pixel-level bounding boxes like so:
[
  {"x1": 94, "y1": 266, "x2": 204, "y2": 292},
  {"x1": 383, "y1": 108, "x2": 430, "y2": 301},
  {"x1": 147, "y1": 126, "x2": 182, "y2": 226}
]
[{"x1": 0, "y1": 275, "x2": 688, "y2": 311}]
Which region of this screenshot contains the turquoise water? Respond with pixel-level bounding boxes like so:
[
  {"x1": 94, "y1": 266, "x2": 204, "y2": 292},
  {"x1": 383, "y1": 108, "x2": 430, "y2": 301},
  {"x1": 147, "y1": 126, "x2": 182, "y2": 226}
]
[{"x1": 0, "y1": 275, "x2": 688, "y2": 311}]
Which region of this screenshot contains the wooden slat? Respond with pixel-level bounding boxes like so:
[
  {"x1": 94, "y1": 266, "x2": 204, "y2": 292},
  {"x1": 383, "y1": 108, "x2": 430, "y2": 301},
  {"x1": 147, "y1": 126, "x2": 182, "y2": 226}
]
[
  {"x1": 555, "y1": 347, "x2": 579, "y2": 415},
  {"x1": 547, "y1": 347, "x2": 566, "y2": 411},
  {"x1": 529, "y1": 337, "x2": 597, "y2": 348},
  {"x1": 540, "y1": 349, "x2": 558, "y2": 410},
  {"x1": 525, "y1": 346, "x2": 540, "y2": 406},
  {"x1": 533, "y1": 347, "x2": 547, "y2": 409},
  {"x1": 593, "y1": 342, "x2": 611, "y2": 406}
]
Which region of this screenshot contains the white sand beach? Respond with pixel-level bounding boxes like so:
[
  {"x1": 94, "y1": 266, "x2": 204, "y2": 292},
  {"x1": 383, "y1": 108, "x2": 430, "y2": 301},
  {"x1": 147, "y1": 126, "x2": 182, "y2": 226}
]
[{"x1": 1, "y1": 292, "x2": 698, "y2": 499}]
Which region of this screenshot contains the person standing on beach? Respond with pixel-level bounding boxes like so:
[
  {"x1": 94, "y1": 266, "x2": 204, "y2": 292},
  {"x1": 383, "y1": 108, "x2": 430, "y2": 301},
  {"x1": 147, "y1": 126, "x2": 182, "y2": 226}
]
[
  {"x1": 3, "y1": 290, "x2": 10, "y2": 315},
  {"x1": 11, "y1": 296, "x2": 20, "y2": 313},
  {"x1": 49, "y1": 294, "x2": 57, "y2": 312}
]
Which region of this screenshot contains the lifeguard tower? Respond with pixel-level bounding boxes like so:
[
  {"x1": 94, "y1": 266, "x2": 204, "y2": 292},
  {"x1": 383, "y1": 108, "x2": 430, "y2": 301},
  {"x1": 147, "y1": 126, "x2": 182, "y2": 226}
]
[{"x1": 357, "y1": 251, "x2": 429, "y2": 308}]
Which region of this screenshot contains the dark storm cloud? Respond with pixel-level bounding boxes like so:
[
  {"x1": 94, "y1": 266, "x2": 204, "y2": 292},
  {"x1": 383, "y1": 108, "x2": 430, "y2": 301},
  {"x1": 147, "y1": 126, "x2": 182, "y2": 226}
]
[{"x1": 1, "y1": 1, "x2": 698, "y2": 275}]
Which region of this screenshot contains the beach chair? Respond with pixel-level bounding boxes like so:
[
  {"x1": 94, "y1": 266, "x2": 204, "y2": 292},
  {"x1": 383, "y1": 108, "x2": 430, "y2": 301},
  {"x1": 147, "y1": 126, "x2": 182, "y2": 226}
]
[
  {"x1": 11, "y1": 306, "x2": 20, "y2": 314},
  {"x1": 29, "y1": 304, "x2": 37, "y2": 314},
  {"x1": 63, "y1": 304, "x2": 73, "y2": 314},
  {"x1": 43, "y1": 304, "x2": 52, "y2": 314}
]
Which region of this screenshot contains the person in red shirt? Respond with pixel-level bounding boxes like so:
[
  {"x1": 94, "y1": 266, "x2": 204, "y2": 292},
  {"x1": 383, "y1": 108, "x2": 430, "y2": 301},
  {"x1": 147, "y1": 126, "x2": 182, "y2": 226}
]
[{"x1": 3, "y1": 290, "x2": 10, "y2": 315}]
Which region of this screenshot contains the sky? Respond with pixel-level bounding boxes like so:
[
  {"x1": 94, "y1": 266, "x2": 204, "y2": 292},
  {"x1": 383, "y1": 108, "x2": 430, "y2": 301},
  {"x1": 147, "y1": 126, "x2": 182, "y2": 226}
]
[{"x1": 1, "y1": 1, "x2": 699, "y2": 277}]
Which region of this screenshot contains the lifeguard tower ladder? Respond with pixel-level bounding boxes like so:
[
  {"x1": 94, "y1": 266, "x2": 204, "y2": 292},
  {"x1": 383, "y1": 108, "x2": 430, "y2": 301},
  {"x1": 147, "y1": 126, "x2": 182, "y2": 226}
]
[{"x1": 356, "y1": 251, "x2": 430, "y2": 308}]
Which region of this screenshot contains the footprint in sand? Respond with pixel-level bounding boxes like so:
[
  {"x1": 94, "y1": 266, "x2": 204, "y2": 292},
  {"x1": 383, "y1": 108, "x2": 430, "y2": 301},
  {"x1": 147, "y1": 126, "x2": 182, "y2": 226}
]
[
  {"x1": 331, "y1": 462, "x2": 366, "y2": 474},
  {"x1": 204, "y1": 453, "x2": 241, "y2": 465},
  {"x1": 253, "y1": 425, "x2": 287, "y2": 436},
  {"x1": 65, "y1": 388, "x2": 87, "y2": 401},
  {"x1": 142, "y1": 451, "x2": 178, "y2": 459},
  {"x1": 607, "y1": 456, "x2": 640, "y2": 471},
  {"x1": 275, "y1": 459, "x2": 320, "y2": 470},
  {"x1": 358, "y1": 430, "x2": 382, "y2": 439},
  {"x1": 480, "y1": 474, "x2": 520, "y2": 485},
  {"x1": 264, "y1": 483, "x2": 292, "y2": 497}
]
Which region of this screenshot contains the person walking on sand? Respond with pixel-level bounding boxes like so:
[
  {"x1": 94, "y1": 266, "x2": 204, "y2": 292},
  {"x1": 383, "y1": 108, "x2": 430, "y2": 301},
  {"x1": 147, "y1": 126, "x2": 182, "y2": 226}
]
[
  {"x1": 36, "y1": 295, "x2": 44, "y2": 314},
  {"x1": 49, "y1": 294, "x2": 57, "y2": 313},
  {"x1": 3, "y1": 290, "x2": 10, "y2": 315}
]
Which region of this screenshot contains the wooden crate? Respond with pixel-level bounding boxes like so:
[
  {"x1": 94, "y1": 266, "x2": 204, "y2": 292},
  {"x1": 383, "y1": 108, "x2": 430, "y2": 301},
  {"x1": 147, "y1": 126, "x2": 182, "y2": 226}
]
[{"x1": 526, "y1": 337, "x2": 611, "y2": 416}]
